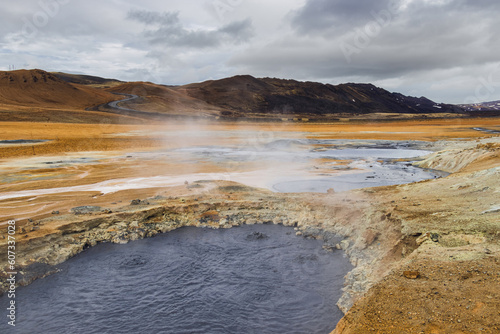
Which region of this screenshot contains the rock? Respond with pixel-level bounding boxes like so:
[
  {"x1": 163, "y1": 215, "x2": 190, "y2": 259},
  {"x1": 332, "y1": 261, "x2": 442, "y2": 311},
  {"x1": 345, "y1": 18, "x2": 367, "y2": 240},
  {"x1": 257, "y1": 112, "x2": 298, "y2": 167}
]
[
  {"x1": 327, "y1": 188, "x2": 335, "y2": 194},
  {"x1": 200, "y1": 210, "x2": 220, "y2": 222},
  {"x1": 130, "y1": 199, "x2": 150, "y2": 206},
  {"x1": 340, "y1": 239, "x2": 350, "y2": 250},
  {"x1": 51, "y1": 211, "x2": 60, "y2": 215},
  {"x1": 112, "y1": 237, "x2": 129, "y2": 244},
  {"x1": 296, "y1": 231, "x2": 303, "y2": 236},
  {"x1": 71, "y1": 206, "x2": 102, "y2": 215},
  {"x1": 403, "y1": 271, "x2": 420, "y2": 279},
  {"x1": 430, "y1": 233, "x2": 439, "y2": 242},
  {"x1": 363, "y1": 230, "x2": 380, "y2": 246}
]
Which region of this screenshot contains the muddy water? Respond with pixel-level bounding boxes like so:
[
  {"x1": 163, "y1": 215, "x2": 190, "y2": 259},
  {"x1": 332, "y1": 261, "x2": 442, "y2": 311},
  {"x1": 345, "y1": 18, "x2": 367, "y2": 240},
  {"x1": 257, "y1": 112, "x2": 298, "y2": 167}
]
[
  {"x1": 165, "y1": 138, "x2": 439, "y2": 193},
  {"x1": 0, "y1": 136, "x2": 441, "y2": 202},
  {"x1": 0, "y1": 224, "x2": 351, "y2": 334}
]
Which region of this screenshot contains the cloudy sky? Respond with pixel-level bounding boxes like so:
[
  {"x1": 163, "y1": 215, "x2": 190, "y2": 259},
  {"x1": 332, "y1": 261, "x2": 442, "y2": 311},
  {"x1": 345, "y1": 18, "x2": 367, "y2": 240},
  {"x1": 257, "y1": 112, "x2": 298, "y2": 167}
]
[{"x1": 1, "y1": 0, "x2": 499, "y2": 104}]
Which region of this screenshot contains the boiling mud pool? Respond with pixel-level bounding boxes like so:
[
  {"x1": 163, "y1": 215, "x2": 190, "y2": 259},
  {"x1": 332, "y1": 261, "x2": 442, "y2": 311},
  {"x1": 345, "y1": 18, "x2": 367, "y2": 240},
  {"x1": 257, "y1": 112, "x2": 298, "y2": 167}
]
[{"x1": 0, "y1": 224, "x2": 351, "y2": 334}]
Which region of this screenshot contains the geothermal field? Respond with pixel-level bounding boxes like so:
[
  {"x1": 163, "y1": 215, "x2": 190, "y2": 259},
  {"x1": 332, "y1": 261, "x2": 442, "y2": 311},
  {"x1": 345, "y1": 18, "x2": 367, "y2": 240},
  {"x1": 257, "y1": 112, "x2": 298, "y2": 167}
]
[{"x1": 0, "y1": 68, "x2": 499, "y2": 334}]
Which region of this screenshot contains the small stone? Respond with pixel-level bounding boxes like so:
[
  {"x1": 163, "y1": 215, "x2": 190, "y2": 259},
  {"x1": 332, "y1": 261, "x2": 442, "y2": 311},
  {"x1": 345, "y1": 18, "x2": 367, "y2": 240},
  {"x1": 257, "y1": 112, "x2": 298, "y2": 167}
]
[
  {"x1": 51, "y1": 211, "x2": 60, "y2": 215},
  {"x1": 403, "y1": 271, "x2": 420, "y2": 279},
  {"x1": 340, "y1": 239, "x2": 350, "y2": 250},
  {"x1": 296, "y1": 231, "x2": 303, "y2": 236}
]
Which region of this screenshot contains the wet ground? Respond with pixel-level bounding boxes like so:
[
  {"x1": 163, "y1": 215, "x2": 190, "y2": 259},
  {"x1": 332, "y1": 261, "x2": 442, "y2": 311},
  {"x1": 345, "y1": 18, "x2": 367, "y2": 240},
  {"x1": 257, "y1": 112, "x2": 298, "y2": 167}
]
[{"x1": 0, "y1": 136, "x2": 440, "y2": 202}]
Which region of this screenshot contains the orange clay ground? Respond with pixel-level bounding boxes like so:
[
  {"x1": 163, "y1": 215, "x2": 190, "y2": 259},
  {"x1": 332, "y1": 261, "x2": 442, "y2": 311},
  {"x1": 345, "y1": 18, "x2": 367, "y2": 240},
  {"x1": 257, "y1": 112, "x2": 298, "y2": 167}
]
[
  {"x1": 1, "y1": 117, "x2": 499, "y2": 158},
  {"x1": 0, "y1": 117, "x2": 499, "y2": 334},
  {"x1": 1, "y1": 117, "x2": 498, "y2": 226}
]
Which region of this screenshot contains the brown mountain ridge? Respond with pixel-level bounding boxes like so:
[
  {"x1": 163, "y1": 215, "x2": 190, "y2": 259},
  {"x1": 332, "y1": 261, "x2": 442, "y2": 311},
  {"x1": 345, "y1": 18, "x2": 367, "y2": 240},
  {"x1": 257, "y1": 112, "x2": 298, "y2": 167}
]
[
  {"x1": 181, "y1": 75, "x2": 464, "y2": 116},
  {"x1": 103, "y1": 74, "x2": 467, "y2": 120},
  {"x1": 0, "y1": 69, "x2": 474, "y2": 121}
]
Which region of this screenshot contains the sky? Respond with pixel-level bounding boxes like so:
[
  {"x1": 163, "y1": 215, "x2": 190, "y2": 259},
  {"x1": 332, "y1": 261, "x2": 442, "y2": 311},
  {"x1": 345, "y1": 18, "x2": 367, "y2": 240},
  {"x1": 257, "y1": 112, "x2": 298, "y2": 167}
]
[{"x1": 1, "y1": 0, "x2": 500, "y2": 104}]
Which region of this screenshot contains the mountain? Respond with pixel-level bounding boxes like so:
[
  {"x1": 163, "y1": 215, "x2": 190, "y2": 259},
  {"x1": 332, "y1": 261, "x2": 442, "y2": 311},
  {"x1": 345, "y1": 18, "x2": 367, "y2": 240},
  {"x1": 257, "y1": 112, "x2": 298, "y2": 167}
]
[
  {"x1": 0, "y1": 69, "x2": 117, "y2": 110},
  {"x1": 0, "y1": 70, "x2": 473, "y2": 121},
  {"x1": 105, "y1": 75, "x2": 465, "y2": 119},
  {"x1": 459, "y1": 100, "x2": 500, "y2": 112},
  {"x1": 178, "y1": 75, "x2": 464, "y2": 117}
]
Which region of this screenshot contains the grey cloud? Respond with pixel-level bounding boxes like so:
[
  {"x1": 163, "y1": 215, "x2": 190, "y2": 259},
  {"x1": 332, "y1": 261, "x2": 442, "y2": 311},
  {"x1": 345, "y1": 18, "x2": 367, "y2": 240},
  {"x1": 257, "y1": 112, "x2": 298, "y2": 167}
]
[
  {"x1": 289, "y1": 0, "x2": 500, "y2": 76},
  {"x1": 219, "y1": 19, "x2": 254, "y2": 42},
  {"x1": 459, "y1": 0, "x2": 500, "y2": 9},
  {"x1": 291, "y1": 0, "x2": 397, "y2": 33},
  {"x1": 126, "y1": 10, "x2": 179, "y2": 26},
  {"x1": 128, "y1": 9, "x2": 253, "y2": 48},
  {"x1": 227, "y1": 0, "x2": 500, "y2": 103}
]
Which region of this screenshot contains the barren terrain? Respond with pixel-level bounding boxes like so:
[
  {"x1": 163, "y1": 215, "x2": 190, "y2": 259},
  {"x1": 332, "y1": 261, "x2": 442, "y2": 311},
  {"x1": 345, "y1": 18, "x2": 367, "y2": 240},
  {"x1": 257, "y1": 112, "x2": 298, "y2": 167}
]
[
  {"x1": 0, "y1": 69, "x2": 499, "y2": 333},
  {"x1": 0, "y1": 118, "x2": 498, "y2": 333}
]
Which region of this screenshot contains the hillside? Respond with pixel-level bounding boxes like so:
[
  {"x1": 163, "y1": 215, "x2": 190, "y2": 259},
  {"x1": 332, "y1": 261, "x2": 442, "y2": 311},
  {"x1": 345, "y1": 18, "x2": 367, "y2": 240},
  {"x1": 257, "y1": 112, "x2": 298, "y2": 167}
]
[
  {"x1": 459, "y1": 100, "x2": 500, "y2": 112},
  {"x1": 104, "y1": 81, "x2": 225, "y2": 117},
  {"x1": 0, "y1": 69, "x2": 117, "y2": 110},
  {"x1": 52, "y1": 72, "x2": 123, "y2": 88},
  {"x1": 179, "y1": 75, "x2": 465, "y2": 117},
  {"x1": 0, "y1": 70, "x2": 478, "y2": 121},
  {"x1": 103, "y1": 75, "x2": 466, "y2": 120}
]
